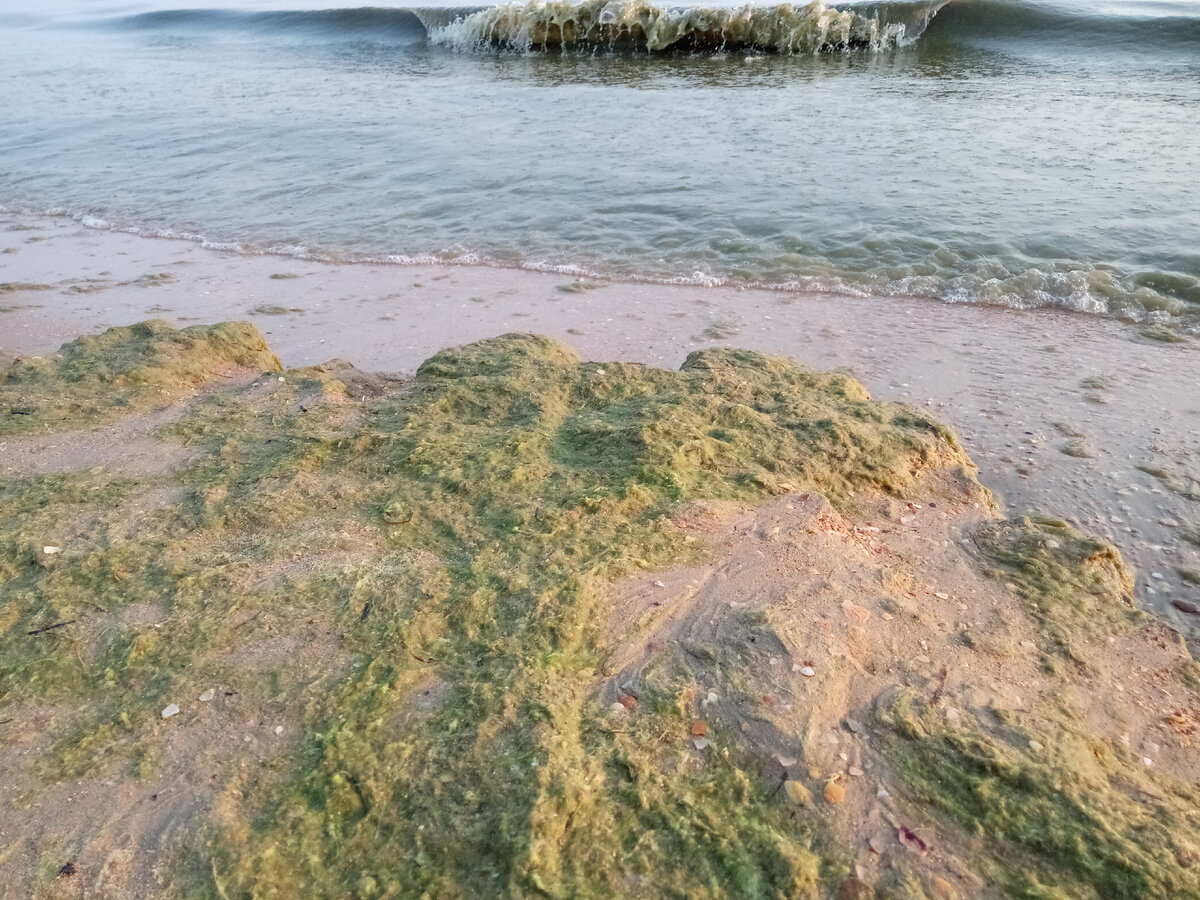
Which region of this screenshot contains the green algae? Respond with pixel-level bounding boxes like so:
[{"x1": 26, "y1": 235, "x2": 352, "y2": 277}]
[
  {"x1": 15, "y1": 324, "x2": 1179, "y2": 898},
  {"x1": 185, "y1": 334, "x2": 964, "y2": 898},
  {"x1": 0, "y1": 319, "x2": 281, "y2": 436},
  {"x1": 0, "y1": 282, "x2": 55, "y2": 293},
  {"x1": 1139, "y1": 323, "x2": 1191, "y2": 344},
  {"x1": 882, "y1": 519, "x2": 1200, "y2": 897},
  {"x1": 875, "y1": 688, "x2": 1200, "y2": 899},
  {"x1": 972, "y1": 516, "x2": 1139, "y2": 663}
]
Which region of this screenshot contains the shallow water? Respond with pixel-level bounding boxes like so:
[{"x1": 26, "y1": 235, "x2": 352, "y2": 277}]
[{"x1": 1, "y1": 0, "x2": 1198, "y2": 326}]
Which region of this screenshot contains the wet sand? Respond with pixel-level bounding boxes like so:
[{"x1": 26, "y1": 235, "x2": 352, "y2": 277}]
[{"x1": 3, "y1": 211, "x2": 1199, "y2": 647}]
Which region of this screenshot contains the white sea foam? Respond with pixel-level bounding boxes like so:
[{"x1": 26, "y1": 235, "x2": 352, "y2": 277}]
[
  {"x1": 9, "y1": 206, "x2": 1194, "y2": 333},
  {"x1": 429, "y1": 0, "x2": 944, "y2": 53}
]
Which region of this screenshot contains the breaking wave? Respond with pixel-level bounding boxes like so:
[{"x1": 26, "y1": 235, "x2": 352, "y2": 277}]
[{"x1": 427, "y1": 0, "x2": 945, "y2": 53}]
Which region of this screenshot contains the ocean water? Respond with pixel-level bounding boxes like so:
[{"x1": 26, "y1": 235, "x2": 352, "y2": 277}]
[{"x1": 1, "y1": 0, "x2": 1198, "y2": 328}]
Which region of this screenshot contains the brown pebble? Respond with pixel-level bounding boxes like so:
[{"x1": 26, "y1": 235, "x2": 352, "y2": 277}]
[
  {"x1": 691, "y1": 720, "x2": 708, "y2": 737},
  {"x1": 932, "y1": 875, "x2": 955, "y2": 898},
  {"x1": 824, "y1": 781, "x2": 846, "y2": 804},
  {"x1": 58, "y1": 863, "x2": 76, "y2": 877},
  {"x1": 1173, "y1": 599, "x2": 1200, "y2": 615}
]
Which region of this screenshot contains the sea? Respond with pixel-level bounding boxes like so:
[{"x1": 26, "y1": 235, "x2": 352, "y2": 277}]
[{"x1": 1, "y1": 0, "x2": 1198, "y2": 329}]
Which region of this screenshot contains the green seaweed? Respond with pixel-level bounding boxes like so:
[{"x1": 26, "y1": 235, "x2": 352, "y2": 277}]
[
  {"x1": 192, "y1": 334, "x2": 963, "y2": 898},
  {"x1": 875, "y1": 688, "x2": 1200, "y2": 899},
  {"x1": 972, "y1": 516, "x2": 1140, "y2": 663},
  {"x1": 0, "y1": 319, "x2": 281, "y2": 435},
  {"x1": 0, "y1": 327, "x2": 973, "y2": 897}
]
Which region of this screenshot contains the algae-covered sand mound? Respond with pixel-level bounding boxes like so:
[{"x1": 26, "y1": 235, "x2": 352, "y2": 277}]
[
  {"x1": 1, "y1": 324, "x2": 1198, "y2": 899},
  {"x1": 0, "y1": 319, "x2": 281, "y2": 435}
]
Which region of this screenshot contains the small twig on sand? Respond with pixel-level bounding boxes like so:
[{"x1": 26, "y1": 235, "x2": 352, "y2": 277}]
[{"x1": 27, "y1": 620, "x2": 76, "y2": 636}]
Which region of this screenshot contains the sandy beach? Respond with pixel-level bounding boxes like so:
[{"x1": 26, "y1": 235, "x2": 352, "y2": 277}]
[{"x1": 4, "y1": 212, "x2": 1198, "y2": 647}]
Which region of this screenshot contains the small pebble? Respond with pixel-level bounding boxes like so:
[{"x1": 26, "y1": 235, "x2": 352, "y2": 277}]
[
  {"x1": 824, "y1": 781, "x2": 846, "y2": 805},
  {"x1": 161, "y1": 704, "x2": 180, "y2": 719},
  {"x1": 848, "y1": 766, "x2": 864, "y2": 777},
  {"x1": 42, "y1": 546, "x2": 61, "y2": 555},
  {"x1": 799, "y1": 666, "x2": 816, "y2": 677},
  {"x1": 784, "y1": 780, "x2": 813, "y2": 807},
  {"x1": 274, "y1": 725, "x2": 283, "y2": 735},
  {"x1": 199, "y1": 689, "x2": 215, "y2": 702},
  {"x1": 693, "y1": 737, "x2": 710, "y2": 750}
]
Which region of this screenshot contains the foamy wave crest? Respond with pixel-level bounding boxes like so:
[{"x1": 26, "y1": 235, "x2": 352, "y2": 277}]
[{"x1": 429, "y1": 0, "x2": 945, "y2": 53}]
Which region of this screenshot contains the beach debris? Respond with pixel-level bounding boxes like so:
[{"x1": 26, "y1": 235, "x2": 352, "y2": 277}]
[
  {"x1": 161, "y1": 703, "x2": 180, "y2": 719},
  {"x1": 26, "y1": 620, "x2": 75, "y2": 636},
  {"x1": 798, "y1": 665, "x2": 816, "y2": 678},
  {"x1": 784, "y1": 780, "x2": 813, "y2": 807},
  {"x1": 897, "y1": 825, "x2": 929, "y2": 854},
  {"x1": 824, "y1": 780, "x2": 846, "y2": 804},
  {"x1": 42, "y1": 545, "x2": 60, "y2": 555},
  {"x1": 382, "y1": 500, "x2": 411, "y2": 525},
  {"x1": 199, "y1": 688, "x2": 215, "y2": 702},
  {"x1": 57, "y1": 863, "x2": 76, "y2": 878}
]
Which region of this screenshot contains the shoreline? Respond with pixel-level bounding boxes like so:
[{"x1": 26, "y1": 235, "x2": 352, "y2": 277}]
[{"x1": 2, "y1": 209, "x2": 1199, "y2": 646}]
